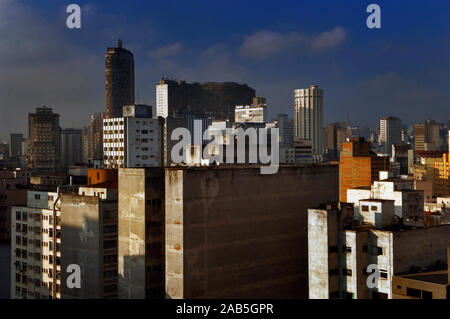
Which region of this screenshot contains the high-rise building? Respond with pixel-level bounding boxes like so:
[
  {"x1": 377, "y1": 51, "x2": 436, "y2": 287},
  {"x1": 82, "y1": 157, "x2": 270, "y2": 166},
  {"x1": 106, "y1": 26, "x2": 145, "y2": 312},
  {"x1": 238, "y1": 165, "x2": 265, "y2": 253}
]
[
  {"x1": 156, "y1": 78, "x2": 255, "y2": 120},
  {"x1": 234, "y1": 97, "x2": 267, "y2": 123},
  {"x1": 272, "y1": 114, "x2": 294, "y2": 147},
  {"x1": 61, "y1": 181, "x2": 118, "y2": 299},
  {"x1": 294, "y1": 85, "x2": 324, "y2": 159},
  {"x1": 81, "y1": 127, "x2": 89, "y2": 164},
  {"x1": 118, "y1": 168, "x2": 165, "y2": 299},
  {"x1": 9, "y1": 134, "x2": 23, "y2": 158},
  {"x1": 164, "y1": 164, "x2": 338, "y2": 299},
  {"x1": 339, "y1": 137, "x2": 390, "y2": 202},
  {"x1": 89, "y1": 113, "x2": 105, "y2": 164},
  {"x1": 325, "y1": 122, "x2": 348, "y2": 160},
  {"x1": 103, "y1": 105, "x2": 163, "y2": 168},
  {"x1": 27, "y1": 107, "x2": 61, "y2": 175},
  {"x1": 415, "y1": 120, "x2": 441, "y2": 152},
  {"x1": 379, "y1": 116, "x2": 402, "y2": 155},
  {"x1": 105, "y1": 40, "x2": 135, "y2": 119},
  {"x1": 11, "y1": 189, "x2": 62, "y2": 299},
  {"x1": 61, "y1": 128, "x2": 82, "y2": 170}
]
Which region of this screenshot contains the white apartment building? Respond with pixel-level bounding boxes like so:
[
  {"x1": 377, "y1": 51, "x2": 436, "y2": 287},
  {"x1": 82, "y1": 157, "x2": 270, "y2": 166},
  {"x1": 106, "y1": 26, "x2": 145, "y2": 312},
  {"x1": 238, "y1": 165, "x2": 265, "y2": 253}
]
[
  {"x1": 156, "y1": 82, "x2": 168, "y2": 118},
  {"x1": 308, "y1": 202, "x2": 450, "y2": 299},
  {"x1": 294, "y1": 85, "x2": 324, "y2": 160},
  {"x1": 11, "y1": 190, "x2": 61, "y2": 299},
  {"x1": 346, "y1": 175, "x2": 424, "y2": 223},
  {"x1": 235, "y1": 104, "x2": 267, "y2": 123},
  {"x1": 103, "y1": 105, "x2": 162, "y2": 169}
]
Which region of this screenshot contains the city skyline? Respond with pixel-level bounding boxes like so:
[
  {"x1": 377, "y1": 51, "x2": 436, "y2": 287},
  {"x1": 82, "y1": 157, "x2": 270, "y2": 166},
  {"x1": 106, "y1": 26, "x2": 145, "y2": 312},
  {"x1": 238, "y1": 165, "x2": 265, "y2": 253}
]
[{"x1": 1, "y1": 0, "x2": 450, "y2": 140}]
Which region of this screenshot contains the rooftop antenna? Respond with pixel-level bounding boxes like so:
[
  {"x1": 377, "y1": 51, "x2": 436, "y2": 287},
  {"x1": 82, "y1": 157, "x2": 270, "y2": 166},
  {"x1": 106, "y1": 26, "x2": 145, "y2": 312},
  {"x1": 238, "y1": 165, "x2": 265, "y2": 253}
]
[{"x1": 118, "y1": 39, "x2": 123, "y2": 49}]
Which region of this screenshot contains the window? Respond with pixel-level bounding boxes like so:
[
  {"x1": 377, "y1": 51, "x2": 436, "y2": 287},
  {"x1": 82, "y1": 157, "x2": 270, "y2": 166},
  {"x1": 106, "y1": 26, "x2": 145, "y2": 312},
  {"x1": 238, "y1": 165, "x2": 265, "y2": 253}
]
[
  {"x1": 371, "y1": 246, "x2": 383, "y2": 256},
  {"x1": 344, "y1": 246, "x2": 352, "y2": 253},
  {"x1": 380, "y1": 270, "x2": 388, "y2": 279},
  {"x1": 361, "y1": 205, "x2": 369, "y2": 212},
  {"x1": 104, "y1": 240, "x2": 116, "y2": 249},
  {"x1": 329, "y1": 268, "x2": 339, "y2": 276},
  {"x1": 343, "y1": 269, "x2": 352, "y2": 277},
  {"x1": 371, "y1": 206, "x2": 378, "y2": 211},
  {"x1": 34, "y1": 194, "x2": 40, "y2": 200},
  {"x1": 406, "y1": 288, "x2": 421, "y2": 298}
]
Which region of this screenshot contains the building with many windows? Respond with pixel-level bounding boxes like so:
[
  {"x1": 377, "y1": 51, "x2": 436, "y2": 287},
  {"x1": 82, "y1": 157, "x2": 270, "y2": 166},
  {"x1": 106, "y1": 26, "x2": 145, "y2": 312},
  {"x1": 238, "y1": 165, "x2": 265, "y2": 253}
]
[
  {"x1": 11, "y1": 189, "x2": 61, "y2": 299},
  {"x1": 294, "y1": 85, "x2": 324, "y2": 160},
  {"x1": 103, "y1": 105, "x2": 163, "y2": 168}
]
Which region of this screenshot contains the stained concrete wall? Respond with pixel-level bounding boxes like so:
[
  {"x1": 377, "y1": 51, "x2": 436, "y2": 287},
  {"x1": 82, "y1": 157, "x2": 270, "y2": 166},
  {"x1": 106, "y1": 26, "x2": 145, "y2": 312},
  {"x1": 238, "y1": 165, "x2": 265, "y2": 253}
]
[
  {"x1": 61, "y1": 194, "x2": 117, "y2": 298},
  {"x1": 118, "y1": 168, "x2": 165, "y2": 299},
  {"x1": 165, "y1": 164, "x2": 339, "y2": 299}
]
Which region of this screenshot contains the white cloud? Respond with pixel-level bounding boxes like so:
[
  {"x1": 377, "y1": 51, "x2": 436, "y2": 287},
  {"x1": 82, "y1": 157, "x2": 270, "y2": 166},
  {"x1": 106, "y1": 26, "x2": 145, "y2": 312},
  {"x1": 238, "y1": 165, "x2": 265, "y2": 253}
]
[
  {"x1": 311, "y1": 27, "x2": 347, "y2": 51},
  {"x1": 240, "y1": 27, "x2": 347, "y2": 58}
]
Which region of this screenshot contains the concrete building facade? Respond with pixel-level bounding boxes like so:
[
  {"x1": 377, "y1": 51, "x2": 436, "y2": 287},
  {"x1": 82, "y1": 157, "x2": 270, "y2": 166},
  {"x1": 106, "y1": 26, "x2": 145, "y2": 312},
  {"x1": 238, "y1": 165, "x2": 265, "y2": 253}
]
[
  {"x1": 165, "y1": 164, "x2": 339, "y2": 299},
  {"x1": 27, "y1": 107, "x2": 61, "y2": 175},
  {"x1": 60, "y1": 183, "x2": 118, "y2": 299},
  {"x1": 11, "y1": 190, "x2": 61, "y2": 299},
  {"x1": 118, "y1": 168, "x2": 165, "y2": 299},
  {"x1": 294, "y1": 85, "x2": 324, "y2": 160}
]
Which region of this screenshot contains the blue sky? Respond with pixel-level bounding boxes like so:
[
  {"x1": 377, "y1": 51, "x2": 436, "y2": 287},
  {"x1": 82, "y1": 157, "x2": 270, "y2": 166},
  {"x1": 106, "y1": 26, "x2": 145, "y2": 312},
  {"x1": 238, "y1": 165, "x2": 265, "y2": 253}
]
[{"x1": 1, "y1": 0, "x2": 450, "y2": 140}]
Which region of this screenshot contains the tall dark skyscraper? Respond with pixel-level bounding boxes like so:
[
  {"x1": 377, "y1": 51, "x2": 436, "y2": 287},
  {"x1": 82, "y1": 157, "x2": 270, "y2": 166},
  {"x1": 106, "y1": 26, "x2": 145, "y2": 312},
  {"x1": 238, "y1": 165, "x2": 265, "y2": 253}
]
[
  {"x1": 105, "y1": 40, "x2": 135, "y2": 118},
  {"x1": 28, "y1": 106, "x2": 61, "y2": 174}
]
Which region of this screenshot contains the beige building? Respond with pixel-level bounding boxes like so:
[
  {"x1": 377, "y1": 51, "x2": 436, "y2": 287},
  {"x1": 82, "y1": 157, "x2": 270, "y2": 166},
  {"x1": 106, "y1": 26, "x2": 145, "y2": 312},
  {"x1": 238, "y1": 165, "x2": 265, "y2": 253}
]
[
  {"x1": 118, "y1": 168, "x2": 165, "y2": 299},
  {"x1": 11, "y1": 190, "x2": 61, "y2": 299},
  {"x1": 60, "y1": 182, "x2": 119, "y2": 299},
  {"x1": 392, "y1": 246, "x2": 449, "y2": 299},
  {"x1": 165, "y1": 164, "x2": 339, "y2": 299},
  {"x1": 294, "y1": 85, "x2": 324, "y2": 160},
  {"x1": 308, "y1": 201, "x2": 450, "y2": 299}
]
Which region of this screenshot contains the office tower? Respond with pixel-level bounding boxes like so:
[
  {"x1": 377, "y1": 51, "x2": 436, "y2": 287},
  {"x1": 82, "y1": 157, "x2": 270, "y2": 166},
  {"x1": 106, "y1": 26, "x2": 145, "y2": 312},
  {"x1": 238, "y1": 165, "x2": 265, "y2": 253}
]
[
  {"x1": 234, "y1": 97, "x2": 267, "y2": 123},
  {"x1": 27, "y1": 107, "x2": 62, "y2": 175},
  {"x1": 9, "y1": 134, "x2": 23, "y2": 158},
  {"x1": 81, "y1": 127, "x2": 89, "y2": 164},
  {"x1": 165, "y1": 164, "x2": 338, "y2": 299},
  {"x1": 61, "y1": 181, "x2": 118, "y2": 299},
  {"x1": 61, "y1": 128, "x2": 82, "y2": 170},
  {"x1": 11, "y1": 189, "x2": 61, "y2": 299},
  {"x1": 307, "y1": 202, "x2": 450, "y2": 299},
  {"x1": 325, "y1": 122, "x2": 348, "y2": 160},
  {"x1": 434, "y1": 131, "x2": 450, "y2": 196},
  {"x1": 415, "y1": 120, "x2": 441, "y2": 152},
  {"x1": 379, "y1": 116, "x2": 402, "y2": 154},
  {"x1": 103, "y1": 105, "x2": 163, "y2": 169},
  {"x1": 156, "y1": 78, "x2": 255, "y2": 120},
  {"x1": 294, "y1": 85, "x2": 324, "y2": 159},
  {"x1": 105, "y1": 40, "x2": 135, "y2": 118},
  {"x1": 391, "y1": 144, "x2": 413, "y2": 175},
  {"x1": 272, "y1": 114, "x2": 294, "y2": 147},
  {"x1": 339, "y1": 137, "x2": 389, "y2": 202},
  {"x1": 118, "y1": 168, "x2": 165, "y2": 299},
  {"x1": 89, "y1": 113, "x2": 105, "y2": 164}
]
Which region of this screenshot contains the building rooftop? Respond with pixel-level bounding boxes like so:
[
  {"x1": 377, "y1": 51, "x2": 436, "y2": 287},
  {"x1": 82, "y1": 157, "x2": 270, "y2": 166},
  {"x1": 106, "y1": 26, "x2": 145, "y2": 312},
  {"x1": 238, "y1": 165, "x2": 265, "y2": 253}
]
[{"x1": 396, "y1": 269, "x2": 448, "y2": 285}]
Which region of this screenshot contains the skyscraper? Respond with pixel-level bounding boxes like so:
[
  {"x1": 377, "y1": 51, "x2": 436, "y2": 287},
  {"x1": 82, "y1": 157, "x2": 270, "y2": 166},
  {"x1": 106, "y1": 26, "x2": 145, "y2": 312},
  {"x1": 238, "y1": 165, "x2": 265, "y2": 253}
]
[
  {"x1": 156, "y1": 78, "x2": 255, "y2": 120},
  {"x1": 9, "y1": 134, "x2": 23, "y2": 158},
  {"x1": 27, "y1": 107, "x2": 61, "y2": 175},
  {"x1": 61, "y1": 128, "x2": 82, "y2": 170},
  {"x1": 105, "y1": 40, "x2": 135, "y2": 118},
  {"x1": 294, "y1": 85, "x2": 324, "y2": 159},
  {"x1": 379, "y1": 116, "x2": 402, "y2": 154},
  {"x1": 89, "y1": 113, "x2": 105, "y2": 164}
]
